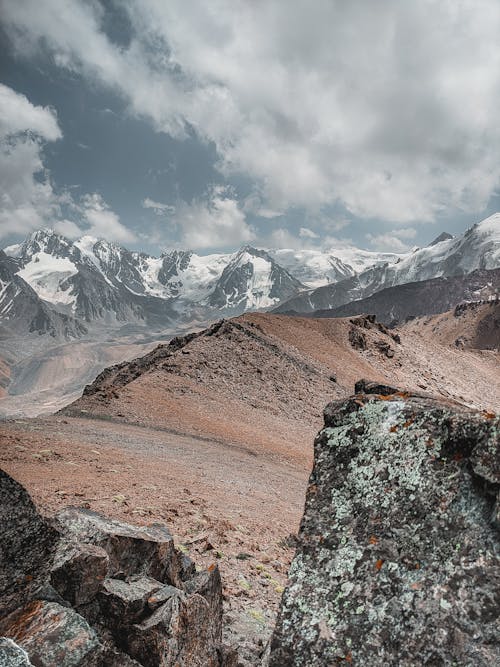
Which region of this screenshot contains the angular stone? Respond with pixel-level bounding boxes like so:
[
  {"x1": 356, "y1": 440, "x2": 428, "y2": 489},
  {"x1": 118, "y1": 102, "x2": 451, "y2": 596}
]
[
  {"x1": 269, "y1": 391, "x2": 500, "y2": 666},
  {"x1": 128, "y1": 592, "x2": 221, "y2": 667},
  {"x1": 55, "y1": 507, "x2": 182, "y2": 586},
  {"x1": 354, "y1": 378, "x2": 399, "y2": 395},
  {"x1": 0, "y1": 601, "x2": 106, "y2": 667},
  {"x1": 348, "y1": 326, "x2": 366, "y2": 350},
  {"x1": 50, "y1": 541, "x2": 108, "y2": 607},
  {"x1": 0, "y1": 638, "x2": 33, "y2": 667},
  {"x1": 0, "y1": 471, "x2": 59, "y2": 617},
  {"x1": 99, "y1": 576, "x2": 162, "y2": 628},
  {"x1": 183, "y1": 568, "x2": 223, "y2": 646},
  {"x1": 147, "y1": 584, "x2": 181, "y2": 611}
]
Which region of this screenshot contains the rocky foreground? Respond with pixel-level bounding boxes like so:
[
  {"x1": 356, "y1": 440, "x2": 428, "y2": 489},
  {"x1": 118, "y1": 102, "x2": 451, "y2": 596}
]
[
  {"x1": 1, "y1": 383, "x2": 499, "y2": 666},
  {"x1": 268, "y1": 382, "x2": 500, "y2": 666},
  {"x1": 0, "y1": 469, "x2": 236, "y2": 666}
]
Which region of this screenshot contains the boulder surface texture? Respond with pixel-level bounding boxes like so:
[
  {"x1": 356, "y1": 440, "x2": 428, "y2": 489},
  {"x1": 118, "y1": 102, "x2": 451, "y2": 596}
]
[
  {"x1": 0, "y1": 471, "x2": 235, "y2": 667},
  {"x1": 268, "y1": 383, "x2": 500, "y2": 666}
]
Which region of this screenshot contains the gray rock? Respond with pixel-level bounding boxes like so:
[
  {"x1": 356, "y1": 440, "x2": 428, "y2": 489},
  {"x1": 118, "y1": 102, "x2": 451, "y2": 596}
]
[
  {"x1": 0, "y1": 601, "x2": 106, "y2": 667},
  {"x1": 0, "y1": 470, "x2": 233, "y2": 666},
  {"x1": 0, "y1": 638, "x2": 33, "y2": 667},
  {"x1": 99, "y1": 576, "x2": 162, "y2": 628},
  {"x1": 51, "y1": 542, "x2": 109, "y2": 607},
  {"x1": 183, "y1": 568, "x2": 223, "y2": 646},
  {"x1": 0, "y1": 470, "x2": 59, "y2": 618},
  {"x1": 55, "y1": 507, "x2": 183, "y2": 586},
  {"x1": 128, "y1": 592, "x2": 221, "y2": 667},
  {"x1": 268, "y1": 389, "x2": 500, "y2": 666},
  {"x1": 147, "y1": 584, "x2": 181, "y2": 611}
]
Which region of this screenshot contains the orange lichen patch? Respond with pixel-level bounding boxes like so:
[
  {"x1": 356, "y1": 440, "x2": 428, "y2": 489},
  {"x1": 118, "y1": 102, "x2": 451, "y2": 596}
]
[
  {"x1": 4, "y1": 600, "x2": 43, "y2": 642},
  {"x1": 482, "y1": 410, "x2": 496, "y2": 419},
  {"x1": 207, "y1": 563, "x2": 217, "y2": 572},
  {"x1": 414, "y1": 563, "x2": 420, "y2": 570},
  {"x1": 389, "y1": 425, "x2": 398, "y2": 433},
  {"x1": 369, "y1": 535, "x2": 378, "y2": 545},
  {"x1": 344, "y1": 651, "x2": 353, "y2": 663},
  {"x1": 410, "y1": 582, "x2": 422, "y2": 590},
  {"x1": 375, "y1": 558, "x2": 384, "y2": 571},
  {"x1": 395, "y1": 392, "x2": 411, "y2": 399},
  {"x1": 402, "y1": 417, "x2": 414, "y2": 428}
]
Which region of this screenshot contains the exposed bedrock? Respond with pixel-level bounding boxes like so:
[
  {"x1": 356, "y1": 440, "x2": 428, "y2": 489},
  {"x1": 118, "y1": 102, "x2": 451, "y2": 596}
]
[
  {"x1": 268, "y1": 386, "x2": 500, "y2": 666},
  {"x1": 0, "y1": 471, "x2": 236, "y2": 667}
]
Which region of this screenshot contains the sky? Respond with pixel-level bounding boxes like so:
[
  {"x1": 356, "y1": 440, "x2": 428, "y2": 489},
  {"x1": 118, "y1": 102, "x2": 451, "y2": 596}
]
[{"x1": 1, "y1": 0, "x2": 500, "y2": 255}]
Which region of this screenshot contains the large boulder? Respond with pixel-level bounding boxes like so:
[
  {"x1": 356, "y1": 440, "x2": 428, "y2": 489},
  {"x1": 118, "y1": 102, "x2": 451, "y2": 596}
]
[
  {"x1": 268, "y1": 387, "x2": 500, "y2": 666},
  {"x1": 0, "y1": 471, "x2": 234, "y2": 666},
  {"x1": 0, "y1": 471, "x2": 59, "y2": 618}
]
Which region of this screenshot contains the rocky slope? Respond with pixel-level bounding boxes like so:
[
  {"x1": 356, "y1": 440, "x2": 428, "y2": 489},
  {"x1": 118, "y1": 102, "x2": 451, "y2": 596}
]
[
  {"x1": 275, "y1": 213, "x2": 500, "y2": 314},
  {"x1": 0, "y1": 469, "x2": 236, "y2": 666},
  {"x1": 63, "y1": 311, "x2": 500, "y2": 455},
  {"x1": 309, "y1": 268, "x2": 500, "y2": 325},
  {"x1": 268, "y1": 385, "x2": 500, "y2": 666},
  {"x1": 402, "y1": 300, "x2": 500, "y2": 351}
]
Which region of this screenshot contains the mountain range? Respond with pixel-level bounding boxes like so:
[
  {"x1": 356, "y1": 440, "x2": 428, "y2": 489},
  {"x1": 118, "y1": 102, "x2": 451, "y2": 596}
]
[
  {"x1": 2, "y1": 213, "x2": 499, "y2": 340},
  {"x1": 1, "y1": 213, "x2": 499, "y2": 417},
  {"x1": 274, "y1": 213, "x2": 500, "y2": 313}
]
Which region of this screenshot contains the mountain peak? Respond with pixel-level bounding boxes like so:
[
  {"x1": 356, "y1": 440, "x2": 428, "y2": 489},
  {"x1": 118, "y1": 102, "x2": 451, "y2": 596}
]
[
  {"x1": 428, "y1": 232, "x2": 453, "y2": 247},
  {"x1": 474, "y1": 212, "x2": 500, "y2": 236}
]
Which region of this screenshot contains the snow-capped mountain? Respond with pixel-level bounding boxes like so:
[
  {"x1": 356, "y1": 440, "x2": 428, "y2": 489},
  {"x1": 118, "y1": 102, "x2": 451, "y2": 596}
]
[
  {"x1": 0, "y1": 250, "x2": 87, "y2": 339},
  {"x1": 275, "y1": 213, "x2": 500, "y2": 313},
  {"x1": 3, "y1": 214, "x2": 499, "y2": 338},
  {"x1": 268, "y1": 247, "x2": 405, "y2": 288},
  {"x1": 207, "y1": 246, "x2": 303, "y2": 310},
  {"x1": 1, "y1": 231, "x2": 307, "y2": 336}
]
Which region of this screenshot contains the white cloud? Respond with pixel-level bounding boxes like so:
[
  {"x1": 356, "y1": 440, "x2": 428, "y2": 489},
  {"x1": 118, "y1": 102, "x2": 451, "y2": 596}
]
[
  {"x1": 3, "y1": 1, "x2": 500, "y2": 226},
  {"x1": 0, "y1": 84, "x2": 63, "y2": 240},
  {"x1": 171, "y1": 186, "x2": 254, "y2": 249},
  {"x1": 0, "y1": 83, "x2": 61, "y2": 141},
  {"x1": 142, "y1": 197, "x2": 175, "y2": 215},
  {"x1": 366, "y1": 227, "x2": 418, "y2": 252},
  {"x1": 80, "y1": 193, "x2": 136, "y2": 243},
  {"x1": 0, "y1": 83, "x2": 132, "y2": 244},
  {"x1": 299, "y1": 227, "x2": 319, "y2": 239}
]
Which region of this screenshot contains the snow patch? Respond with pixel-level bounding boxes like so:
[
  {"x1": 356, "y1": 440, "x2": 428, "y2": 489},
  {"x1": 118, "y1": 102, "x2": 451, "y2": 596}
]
[{"x1": 18, "y1": 252, "x2": 77, "y2": 306}]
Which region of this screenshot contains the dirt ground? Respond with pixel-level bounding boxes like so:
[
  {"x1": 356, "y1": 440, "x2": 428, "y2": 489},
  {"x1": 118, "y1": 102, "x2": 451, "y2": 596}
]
[{"x1": 0, "y1": 413, "x2": 311, "y2": 665}]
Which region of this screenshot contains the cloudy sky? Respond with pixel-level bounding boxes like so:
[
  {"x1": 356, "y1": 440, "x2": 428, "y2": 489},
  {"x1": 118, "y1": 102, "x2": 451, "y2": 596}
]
[{"x1": 1, "y1": 0, "x2": 500, "y2": 254}]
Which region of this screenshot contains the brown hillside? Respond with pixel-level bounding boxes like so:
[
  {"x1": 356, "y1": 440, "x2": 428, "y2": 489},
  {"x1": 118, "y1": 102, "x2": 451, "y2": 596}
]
[{"x1": 64, "y1": 312, "x2": 500, "y2": 460}]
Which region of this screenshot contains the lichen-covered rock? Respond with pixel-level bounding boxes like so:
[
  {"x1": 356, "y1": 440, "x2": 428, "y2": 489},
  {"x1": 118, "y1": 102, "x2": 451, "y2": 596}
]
[
  {"x1": 0, "y1": 638, "x2": 33, "y2": 666},
  {"x1": 0, "y1": 471, "x2": 59, "y2": 617},
  {"x1": 268, "y1": 388, "x2": 500, "y2": 666}
]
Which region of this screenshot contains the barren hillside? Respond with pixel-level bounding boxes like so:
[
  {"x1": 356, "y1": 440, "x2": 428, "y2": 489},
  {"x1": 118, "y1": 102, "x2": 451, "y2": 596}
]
[{"x1": 64, "y1": 312, "x2": 500, "y2": 450}]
